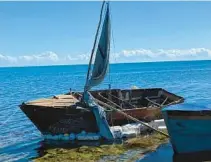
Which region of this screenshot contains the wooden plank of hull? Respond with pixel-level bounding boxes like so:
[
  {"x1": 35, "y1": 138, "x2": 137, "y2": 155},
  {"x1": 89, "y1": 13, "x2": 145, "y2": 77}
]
[
  {"x1": 20, "y1": 104, "x2": 99, "y2": 134},
  {"x1": 108, "y1": 107, "x2": 160, "y2": 121}
]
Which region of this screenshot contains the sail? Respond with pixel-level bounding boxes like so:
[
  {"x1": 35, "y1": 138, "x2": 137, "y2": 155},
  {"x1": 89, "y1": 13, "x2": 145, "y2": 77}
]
[
  {"x1": 82, "y1": 2, "x2": 114, "y2": 140},
  {"x1": 85, "y1": 4, "x2": 110, "y2": 91}
]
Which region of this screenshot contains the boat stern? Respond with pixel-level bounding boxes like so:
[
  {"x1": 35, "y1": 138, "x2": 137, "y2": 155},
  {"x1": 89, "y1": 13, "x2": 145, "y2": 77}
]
[{"x1": 162, "y1": 103, "x2": 211, "y2": 154}]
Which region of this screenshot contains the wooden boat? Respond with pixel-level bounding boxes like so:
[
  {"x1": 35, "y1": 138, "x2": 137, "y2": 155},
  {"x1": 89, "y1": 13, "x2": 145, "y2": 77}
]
[
  {"x1": 19, "y1": 1, "x2": 184, "y2": 140},
  {"x1": 20, "y1": 88, "x2": 183, "y2": 136},
  {"x1": 162, "y1": 103, "x2": 211, "y2": 154}
]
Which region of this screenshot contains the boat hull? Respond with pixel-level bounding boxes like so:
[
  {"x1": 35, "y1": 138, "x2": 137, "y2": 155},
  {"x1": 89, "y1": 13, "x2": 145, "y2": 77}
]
[
  {"x1": 20, "y1": 88, "x2": 184, "y2": 137},
  {"x1": 20, "y1": 104, "x2": 159, "y2": 135},
  {"x1": 20, "y1": 104, "x2": 99, "y2": 135},
  {"x1": 163, "y1": 106, "x2": 211, "y2": 154}
]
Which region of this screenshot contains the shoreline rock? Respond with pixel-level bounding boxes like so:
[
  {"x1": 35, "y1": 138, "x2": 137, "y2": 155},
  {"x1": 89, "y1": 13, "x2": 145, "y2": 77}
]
[{"x1": 34, "y1": 132, "x2": 168, "y2": 162}]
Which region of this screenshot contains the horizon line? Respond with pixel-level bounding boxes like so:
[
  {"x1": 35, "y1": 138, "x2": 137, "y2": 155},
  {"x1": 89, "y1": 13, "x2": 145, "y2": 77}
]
[{"x1": 0, "y1": 59, "x2": 210, "y2": 68}]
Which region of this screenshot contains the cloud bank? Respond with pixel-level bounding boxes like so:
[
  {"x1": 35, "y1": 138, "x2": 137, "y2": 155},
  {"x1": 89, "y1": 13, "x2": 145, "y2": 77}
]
[
  {"x1": 1, "y1": 48, "x2": 211, "y2": 67},
  {"x1": 0, "y1": 51, "x2": 90, "y2": 67}
]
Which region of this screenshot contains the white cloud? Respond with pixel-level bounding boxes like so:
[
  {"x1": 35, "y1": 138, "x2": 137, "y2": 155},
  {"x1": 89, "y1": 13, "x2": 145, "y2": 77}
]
[
  {"x1": 120, "y1": 48, "x2": 211, "y2": 62},
  {"x1": 19, "y1": 51, "x2": 59, "y2": 62},
  {"x1": 122, "y1": 49, "x2": 153, "y2": 57},
  {"x1": 0, "y1": 54, "x2": 17, "y2": 63},
  {"x1": 0, "y1": 51, "x2": 83, "y2": 67},
  {"x1": 1, "y1": 48, "x2": 211, "y2": 67},
  {"x1": 37, "y1": 51, "x2": 59, "y2": 62}
]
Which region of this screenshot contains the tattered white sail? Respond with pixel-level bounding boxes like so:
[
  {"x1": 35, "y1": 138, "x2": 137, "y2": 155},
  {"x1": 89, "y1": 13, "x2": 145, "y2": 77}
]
[{"x1": 85, "y1": 3, "x2": 110, "y2": 91}]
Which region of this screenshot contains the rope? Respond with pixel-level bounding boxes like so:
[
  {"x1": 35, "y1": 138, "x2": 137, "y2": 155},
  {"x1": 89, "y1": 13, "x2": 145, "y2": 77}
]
[
  {"x1": 110, "y1": 3, "x2": 117, "y2": 64},
  {"x1": 73, "y1": 91, "x2": 171, "y2": 137},
  {"x1": 107, "y1": 1, "x2": 116, "y2": 88},
  {"x1": 95, "y1": 94, "x2": 169, "y2": 137},
  {"x1": 161, "y1": 97, "x2": 168, "y2": 106},
  {"x1": 145, "y1": 97, "x2": 161, "y2": 107},
  {"x1": 100, "y1": 92, "x2": 131, "y2": 124},
  {"x1": 107, "y1": 1, "x2": 112, "y2": 89}
]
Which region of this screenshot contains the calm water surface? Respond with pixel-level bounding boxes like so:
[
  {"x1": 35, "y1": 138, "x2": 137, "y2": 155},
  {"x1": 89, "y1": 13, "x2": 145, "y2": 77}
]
[{"x1": 0, "y1": 60, "x2": 211, "y2": 161}]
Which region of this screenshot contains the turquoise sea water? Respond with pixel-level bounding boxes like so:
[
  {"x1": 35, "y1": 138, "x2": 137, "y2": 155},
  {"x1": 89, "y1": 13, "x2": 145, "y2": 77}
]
[{"x1": 0, "y1": 60, "x2": 211, "y2": 161}]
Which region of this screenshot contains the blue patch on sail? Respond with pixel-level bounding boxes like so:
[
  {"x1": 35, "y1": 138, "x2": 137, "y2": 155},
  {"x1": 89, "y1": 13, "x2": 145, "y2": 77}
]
[{"x1": 83, "y1": 92, "x2": 114, "y2": 140}]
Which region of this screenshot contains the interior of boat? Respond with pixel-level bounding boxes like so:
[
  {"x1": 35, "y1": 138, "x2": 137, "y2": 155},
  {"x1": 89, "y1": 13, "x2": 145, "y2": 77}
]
[{"x1": 72, "y1": 88, "x2": 184, "y2": 110}]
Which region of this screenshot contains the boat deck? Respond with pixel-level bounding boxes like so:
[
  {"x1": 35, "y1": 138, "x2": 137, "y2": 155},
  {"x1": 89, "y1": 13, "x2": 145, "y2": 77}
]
[{"x1": 25, "y1": 94, "x2": 79, "y2": 108}]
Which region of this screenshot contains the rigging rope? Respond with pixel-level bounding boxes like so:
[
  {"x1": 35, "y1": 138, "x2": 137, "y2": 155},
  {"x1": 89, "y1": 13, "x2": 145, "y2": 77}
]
[
  {"x1": 99, "y1": 92, "x2": 131, "y2": 124},
  {"x1": 93, "y1": 96, "x2": 169, "y2": 137},
  {"x1": 107, "y1": 1, "x2": 116, "y2": 89}
]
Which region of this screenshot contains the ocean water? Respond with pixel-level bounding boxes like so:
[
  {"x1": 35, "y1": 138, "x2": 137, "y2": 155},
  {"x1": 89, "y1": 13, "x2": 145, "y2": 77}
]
[{"x1": 0, "y1": 60, "x2": 211, "y2": 161}]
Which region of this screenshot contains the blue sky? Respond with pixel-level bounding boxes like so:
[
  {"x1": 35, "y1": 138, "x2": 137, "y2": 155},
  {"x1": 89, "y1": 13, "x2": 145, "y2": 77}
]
[{"x1": 1, "y1": 1, "x2": 211, "y2": 66}]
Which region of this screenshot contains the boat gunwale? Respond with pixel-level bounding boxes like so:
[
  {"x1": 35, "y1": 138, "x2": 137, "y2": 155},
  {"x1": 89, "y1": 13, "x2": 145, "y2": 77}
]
[
  {"x1": 20, "y1": 88, "x2": 184, "y2": 109},
  {"x1": 21, "y1": 99, "x2": 183, "y2": 110}
]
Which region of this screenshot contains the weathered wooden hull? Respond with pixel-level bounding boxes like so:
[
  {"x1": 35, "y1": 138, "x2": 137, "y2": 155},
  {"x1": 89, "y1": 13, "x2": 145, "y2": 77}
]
[
  {"x1": 20, "y1": 88, "x2": 184, "y2": 136},
  {"x1": 20, "y1": 104, "x2": 159, "y2": 135},
  {"x1": 106, "y1": 107, "x2": 160, "y2": 125},
  {"x1": 20, "y1": 104, "x2": 99, "y2": 134}
]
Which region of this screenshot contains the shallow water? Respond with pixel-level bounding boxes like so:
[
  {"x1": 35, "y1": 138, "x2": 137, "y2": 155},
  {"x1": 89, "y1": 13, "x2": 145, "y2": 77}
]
[
  {"x1": 139, "y1": 143, "x2": 174, "y2": 162},
  {"x1": 1, "y1": 60, "x2": 211, "y2": 161}
]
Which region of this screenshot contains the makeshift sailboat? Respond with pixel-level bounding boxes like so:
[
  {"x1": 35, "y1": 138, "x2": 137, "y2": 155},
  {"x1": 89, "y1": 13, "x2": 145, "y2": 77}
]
[{"x1": 20, "y1": 2, "x2": 184, "y2": 141}]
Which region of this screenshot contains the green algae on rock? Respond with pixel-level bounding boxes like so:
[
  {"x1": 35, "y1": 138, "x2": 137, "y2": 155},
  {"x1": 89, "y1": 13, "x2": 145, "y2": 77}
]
[
  {"x1": 34, "y1": 132, "x2": 168, "y2": 162},
  {"x1": 35, "y1": 145, "x2": 126, "y2": 162},
  {"x1": 125, "y1": 132, "x2": 169, "y2": 151}
]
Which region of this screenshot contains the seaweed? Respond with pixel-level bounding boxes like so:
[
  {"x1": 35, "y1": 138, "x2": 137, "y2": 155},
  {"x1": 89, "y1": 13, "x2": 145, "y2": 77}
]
[{"x1": 34, "y1": 132, "x2": 168, "y2": 162}]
